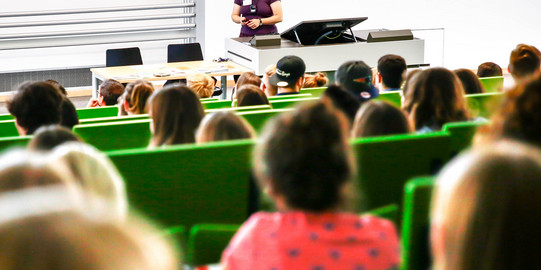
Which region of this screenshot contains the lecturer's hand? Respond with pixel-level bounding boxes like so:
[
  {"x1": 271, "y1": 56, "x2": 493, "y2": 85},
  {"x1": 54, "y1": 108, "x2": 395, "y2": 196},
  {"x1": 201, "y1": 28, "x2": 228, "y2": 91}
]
[
  {"x1": 246, "y1": 18, "x2": 261, "y2": 29},
  {"x1": 239, "y1": 15, "x2": 247, "y2": 25}
]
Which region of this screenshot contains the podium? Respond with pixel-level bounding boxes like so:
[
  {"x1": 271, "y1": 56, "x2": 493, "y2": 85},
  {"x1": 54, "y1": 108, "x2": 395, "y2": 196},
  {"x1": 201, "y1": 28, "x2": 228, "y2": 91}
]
[{"x1": 225, "y1": 18, "x2": 425, "y2": 75}]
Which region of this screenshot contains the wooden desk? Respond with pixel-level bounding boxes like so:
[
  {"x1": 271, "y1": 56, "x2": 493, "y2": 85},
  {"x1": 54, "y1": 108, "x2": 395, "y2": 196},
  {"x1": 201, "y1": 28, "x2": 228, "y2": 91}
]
[{"x1": 90, "y1": 61, "x2": 252, "y2": 99}]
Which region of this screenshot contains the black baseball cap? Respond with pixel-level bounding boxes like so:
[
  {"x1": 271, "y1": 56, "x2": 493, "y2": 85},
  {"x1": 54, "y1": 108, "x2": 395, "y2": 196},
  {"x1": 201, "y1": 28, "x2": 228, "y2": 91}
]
[
  {"x1": 335, "y1": 60, "x2": 379, "y2": 101},
  {"x1": 270, "y1": 55, "x2": 306, "y2": 87}
]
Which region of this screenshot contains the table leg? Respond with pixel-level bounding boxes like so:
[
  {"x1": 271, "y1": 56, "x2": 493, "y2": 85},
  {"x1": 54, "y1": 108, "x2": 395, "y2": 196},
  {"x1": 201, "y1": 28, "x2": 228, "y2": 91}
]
[{"x1": 220, "y1": 75, "x2": 228, "y2": 100}]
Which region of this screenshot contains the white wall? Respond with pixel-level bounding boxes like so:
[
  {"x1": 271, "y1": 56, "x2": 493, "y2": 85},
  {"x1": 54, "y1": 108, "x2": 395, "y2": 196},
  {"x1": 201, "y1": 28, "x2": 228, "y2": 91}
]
[{"x1": 203, "y1": 0, "x2": 541, "y2": 69}]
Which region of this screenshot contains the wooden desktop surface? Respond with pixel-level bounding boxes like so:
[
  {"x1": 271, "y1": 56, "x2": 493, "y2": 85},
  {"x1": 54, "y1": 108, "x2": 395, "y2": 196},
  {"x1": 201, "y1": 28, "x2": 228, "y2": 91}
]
[{"x1": 90, "y1": 60, "x2": 251, "y2": 83}]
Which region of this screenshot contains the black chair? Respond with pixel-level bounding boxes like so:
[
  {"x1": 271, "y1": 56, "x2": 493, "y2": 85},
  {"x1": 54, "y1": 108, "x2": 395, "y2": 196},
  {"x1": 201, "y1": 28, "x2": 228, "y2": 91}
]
[
  {"x1": 165, "y1": 43, "x2": 222, "y2": 96},
  {"x1": 106, "y1": 47, "x2": 143, "y2": 67}
]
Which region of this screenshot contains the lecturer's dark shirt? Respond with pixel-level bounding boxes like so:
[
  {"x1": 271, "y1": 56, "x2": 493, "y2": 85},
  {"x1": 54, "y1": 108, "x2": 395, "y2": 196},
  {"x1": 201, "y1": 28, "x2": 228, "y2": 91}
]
[{"x1": 234, "y1": 0, "x2": 279, "y2": 37}]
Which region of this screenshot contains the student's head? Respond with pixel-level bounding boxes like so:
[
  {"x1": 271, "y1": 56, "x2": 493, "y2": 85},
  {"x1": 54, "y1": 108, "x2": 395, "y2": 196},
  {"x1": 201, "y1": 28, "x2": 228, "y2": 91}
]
[
  {"x1": 28, "y1": 125, "x2": 81, "y2": 151},
  {"x1": 123, "y1": 80, "x2": 154, "y2": 115},
  {"x1": 187, "y1": 73, "x2": 214, "y2": 98},
  {"x1": 196, "y1": 111, "x2": 255, "y2": 143},
  {"x1": 7, "y1": 81, "x2": 64, "y2": 135},
  {"x1": 477, "y1": 62, "x2": 503, "y2": 77},
  {"x1": 236, "y1": 85, "x2": 270, "y2": 107},
  {"x1": 321, "y1": 84, "x2": 361, "y2": 124},
  {"x1": 335, "y1": 60, "x2": 378, "y2": 101},
  {"x1": 270, "y1": 55, "x2": 306, "y2": 93},
  {"x1": 508, "y1": 44, "x2": 541, "y2": 82},
  {"x1": 0, "y1": 149, "x2": 74, "y2": 194},
  {"x1": 45, "y1": 80, "x2": 67, "y2": 96},
  {"x1": 235, "y1": 72, "x2": 261, "y2": 96},
  {"x1": 480, "y1": 73, "x2": 541, "y2": 146},
  {"x1": 302, "y1": 72, "x2": 328, "y2": 88},
  {"x1": 377, "y1": 54, "x2": 407, "y2": 89},
  {"x1": 254, "y1": 101, "x2": 354, "y2": 212},
  {"x1": 99, "y1": 79, "x2": 125, "y2": 106},
  {"x1": 431, "y1": 141, "x2": 541, "y2": 270},
  {"x1": 454, "y1": 69, "x2": 485, "y2": 94},
  {"x1": 403, "y1": 68, "x2": 469, "y2": 131},
  {"x1": 351, "y1": 100, "x2": 411, "y2": 138},
  {"x1": 148, "y1": 85, "x2": 205, "y2": 147},
  {"x1": 60, "y1": 96, "x2": 79, "y2": 129},
  {"x1": 262, "y1": 64, "x2": 278, "y2": 96},
  {"x1": 0, "y1": 211, "x2": 179, "y2": 270},
  {"x1": 51, "y1": 142, "x2": 128, "y2": 219}
]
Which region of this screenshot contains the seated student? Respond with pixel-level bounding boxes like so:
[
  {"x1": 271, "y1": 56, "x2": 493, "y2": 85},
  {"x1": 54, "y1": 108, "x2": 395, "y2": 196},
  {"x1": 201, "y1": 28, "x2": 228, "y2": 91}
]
[
  {"x1": 321, "y1": 84, "x2": 361, "y2": 124},
  {"x1": 233, "y1": 72, "x2": 262, "y2": 99},
  {"x1": 44, "y1": 80, "x2": 79, "y2": 129},
  {"x1": 302, "y1": 72, "x2": 328, "y2": 88},
  {"x1": 509, "y1": 43, "x2": 541, "y2": 84},
  {"x1": 269, "y1": 55, "x2": 306, "y2": 96},
  {"x1": 401, "y1": 69, "x2": 422, "y2": 105},
  {"x1": 118, "y1": 80, "x2": 154, "y2": 116},
  {"x1": 222, "y1": 101, "x2": 400, "y2": 270},
  {"x1": 187, "y1": 73, "x2": 215, "y2": 98},
  {"x1": 28, "y1": 125, "x2": 81, "y2": 151},
  {"x1": 236, "y1": 85, "x2": 270, "y2": 107},
  {"x1": 335, "y1": 60, "x2": 379, "y2": 102},
  {"x1": 431, "y1": 141, "x2": 541, "y2": 270},
  {"x1": 477, "y1": 62, "x2": 503, "y2": 77},
  {"x1": 402, "y1": 68, "x2": 469, "y2": 132},
  {"x1": 87, "y1": 79, "x2": 125, "y2": 107},
  {"x1": 351, "y1": 100, "x2": 411, "y2": 138},
  {"x1": 51, "y1": 142, "x2": 128, "y2": 220},
  {"x1": 0, "y1": 208, "x2": 179, "y2": 270},
  {"x1": 7, "y1": 81, "x2": 64, "y2": 135},
  {"x1": 377, "y1": 54, "x2": 407, "y2": 92},
  {"x1": 454, "y1": 69, "x2": 485, "y2": 94},
  {"x1": 475, "y1": 73, "x2": 541, "y2": 147},
  {"x1": 148, "y1": 85, "x2": 205, "y2": 147},
  {"x1": 196, "y1": 111, "x2": 255, "y2": 143},
  {"x1": 261, "y1": 64, "x2": 278, "y2": 97}
]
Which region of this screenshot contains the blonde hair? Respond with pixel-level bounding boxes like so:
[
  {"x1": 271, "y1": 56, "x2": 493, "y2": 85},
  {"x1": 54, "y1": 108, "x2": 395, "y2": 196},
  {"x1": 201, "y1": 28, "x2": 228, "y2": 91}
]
[
  {"x1": 432, "y1": 141, "x2": 541, "y2": 270},
  {"x1": 124, "y1": 80, "x2": 154, "y2": 114},
  {"x1": 187, "y1": 73, "x2": 214, "y2": 98},
  {"x1": 0, "y1": 210, "x2": 179, "y2": 270},
  {"x1": 51, "y1": 142, "x2": 128, "y2": 220},
  {"x1": 262, "y1": 64, "x2": 278, "y2": 96},
  {"x1": 196, "y1": 111, "x2": 255, "y2": 143},
  {"x1": 303, "y1": 72, "x2": 328, "y2": 88}
]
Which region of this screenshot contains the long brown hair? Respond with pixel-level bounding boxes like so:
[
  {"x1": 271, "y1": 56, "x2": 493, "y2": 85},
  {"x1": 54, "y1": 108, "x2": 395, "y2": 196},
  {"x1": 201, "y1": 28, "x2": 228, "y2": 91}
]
[
  {"x1": 148, "y1": 86, "x2": 204, "y2": 147},
  {"x1": 432, "y1": 141, "x2": 541, "y2": 270},
  {"x1": 124, "y1": 80, "x2": 154, "y2": 114},
  {"x1": 351, "y1": 100, "x2": 411, "y2": 138},
  {"x1": 403, "y1": 68, "x2": 469, "y2": 131}
]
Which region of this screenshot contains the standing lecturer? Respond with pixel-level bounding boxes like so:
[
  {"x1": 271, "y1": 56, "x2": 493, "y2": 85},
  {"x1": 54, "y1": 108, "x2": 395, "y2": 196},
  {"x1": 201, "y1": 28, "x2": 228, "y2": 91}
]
[{"x1": 231, "y1": 0, "x2": 283, "y2": 37}]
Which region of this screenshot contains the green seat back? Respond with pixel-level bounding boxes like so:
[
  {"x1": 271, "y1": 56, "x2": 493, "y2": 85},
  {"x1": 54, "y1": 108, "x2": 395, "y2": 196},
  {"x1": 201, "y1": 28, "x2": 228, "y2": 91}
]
[
  {"x1": 202, "y1": 100, "x2": 233, "y2": 110},
  {"x1": 375, "y1": 91, "x2": 402, "y2": 107},
  {"x1": 267, "y1": 93, "x2": 313, "y2": 100},
  {"x1": 186, "y1": 224, "x2": 240, "y2": 266},
  {"x1": 200, "y1": 97, "x2": 219, "y2": 102},
  {"x1": 237, "y1": 109, "x2": 292, "y2": 134},
  {"x1": 269, "y1": 97, "x2": 320, "y2": 109},
  {"x1": 0, "y1": 120, "x2": 19, "y2": 137},
  {"x1": 300, "y1": 87, "x2": 326, "y2": 97},
  {"x1": 442, "y1": 121, "x2": 488, "y2": 156},
  {"x1": 107, "y1": 140, "x2": 253, "y2": 228},
  {"x1": 73, "y1": 119, "x2": 151, "y2": 151},
  {"x1": 0, "y1": 136, "x2": 31, "y2": 152},
  {"x1": 206, "y1": 105, "x2": 271, "y2": 113},
  {"x1": 0, "y1": 114, "x2": 14, "y2": 121},
  {"x1": 401, "y1": 177, "x2": 434, "y2": 270},
  {"x1": 465, "y1": 92, "x2": 504, "y2": 118},
  {"x1": 76, "y1": 106, "x2": 119, "y2": 120},
  {"x1": 479, "y1": 76, "x2": 504, "y2": 93},
  {"x1": 79, "y1": 114, "x2": 150, "y2": 125},
  {"x1": 351, "y1": 132, "x2": 450, "y2": 212},
  {"x1": 365, "y1": 204, "x2": 400, "y2": 227}
]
